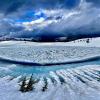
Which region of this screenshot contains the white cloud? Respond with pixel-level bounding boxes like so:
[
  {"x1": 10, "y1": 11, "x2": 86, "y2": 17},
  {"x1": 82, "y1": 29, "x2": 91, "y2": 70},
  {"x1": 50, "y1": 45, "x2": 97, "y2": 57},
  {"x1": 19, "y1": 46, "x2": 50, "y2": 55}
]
[
  {"x1": 22, "y1": 18, "x2": 45, "y2": 31},
  {"x1": 8, "y1": 0, "x2": 100, "y2": 36}
]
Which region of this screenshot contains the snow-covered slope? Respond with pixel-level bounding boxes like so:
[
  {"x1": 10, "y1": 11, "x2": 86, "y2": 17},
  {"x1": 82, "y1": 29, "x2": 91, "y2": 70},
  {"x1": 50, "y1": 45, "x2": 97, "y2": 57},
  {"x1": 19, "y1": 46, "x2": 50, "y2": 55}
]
[
  {"x1": 0, "y1": 37, "x2": 100, "y2": 47},
  {"x1": 64, "y1": 37, "x2": 100, "y2": 47},
  {"x1": 0, "y1": 37, "x2": 100, "y2": 65},
  {"x1": 0, "y1": 65, "x2": 100, "y2": 100},
  {"x1": 0, "y1": 37, "x2": 100, "y2": 100}
]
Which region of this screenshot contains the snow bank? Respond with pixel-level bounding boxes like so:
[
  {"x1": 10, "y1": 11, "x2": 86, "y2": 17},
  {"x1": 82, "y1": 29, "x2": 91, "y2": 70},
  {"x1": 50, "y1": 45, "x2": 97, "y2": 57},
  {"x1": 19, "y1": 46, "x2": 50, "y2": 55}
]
[{"x1": 0, "y1": 37, "x2": 100, "y2": 65}]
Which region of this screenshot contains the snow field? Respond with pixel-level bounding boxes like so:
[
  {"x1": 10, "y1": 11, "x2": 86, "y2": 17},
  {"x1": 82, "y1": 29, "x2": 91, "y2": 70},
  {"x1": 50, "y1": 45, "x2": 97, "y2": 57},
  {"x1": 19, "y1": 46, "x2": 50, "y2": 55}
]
[{"x1": 0, "y1": 65, "x2": 100, "y2": 100}]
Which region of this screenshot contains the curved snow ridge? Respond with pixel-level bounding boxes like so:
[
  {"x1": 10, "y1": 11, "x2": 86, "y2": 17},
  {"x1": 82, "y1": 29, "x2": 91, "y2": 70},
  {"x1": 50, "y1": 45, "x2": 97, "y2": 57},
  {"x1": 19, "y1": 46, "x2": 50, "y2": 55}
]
[
  {"x1": 0, "y1": 40, "x2": 100, "y2": 65},
  {"x1": 34, "y1": 65, "x2": 100, "y2": 91},
  {"x1": 0, "y1": 55, "x2": 100, "y2": 66},
  {"x1": 0, "y1": 65, "x2": 100, "y2": 100}
]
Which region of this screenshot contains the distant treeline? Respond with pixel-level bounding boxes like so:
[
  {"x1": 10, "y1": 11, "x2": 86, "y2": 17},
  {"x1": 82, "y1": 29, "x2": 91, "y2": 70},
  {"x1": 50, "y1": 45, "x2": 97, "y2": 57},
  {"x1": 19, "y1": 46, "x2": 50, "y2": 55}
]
[{"x1": 0, "y1": 33, "x2": 100, "y2": 42}]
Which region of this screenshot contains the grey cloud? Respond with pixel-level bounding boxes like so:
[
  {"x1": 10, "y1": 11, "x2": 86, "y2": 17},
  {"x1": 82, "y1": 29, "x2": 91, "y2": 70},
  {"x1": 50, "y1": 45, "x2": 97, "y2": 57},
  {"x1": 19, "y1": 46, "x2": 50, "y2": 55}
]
[
  {"x1": 86, "y1": 0, "x2": 100, "y2": 7},
  {"x1": 0, "y1": 0, "x2": 81, "y2": 15},
  {"x1": 0, "y1": 0, "x2": 100, "y2": 39}
]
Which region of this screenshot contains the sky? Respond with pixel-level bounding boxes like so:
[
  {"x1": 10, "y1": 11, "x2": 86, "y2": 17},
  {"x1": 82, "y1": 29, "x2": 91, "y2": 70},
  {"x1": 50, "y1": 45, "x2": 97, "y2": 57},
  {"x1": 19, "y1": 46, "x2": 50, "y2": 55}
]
[{"x1": 0, "y1": 0, "x2": 100, "y2": 40}]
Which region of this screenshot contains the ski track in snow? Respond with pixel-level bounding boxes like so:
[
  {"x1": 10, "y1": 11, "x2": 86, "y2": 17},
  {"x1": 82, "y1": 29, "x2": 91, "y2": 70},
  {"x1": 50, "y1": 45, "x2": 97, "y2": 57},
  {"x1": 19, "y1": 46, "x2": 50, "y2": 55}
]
[{"x1": 0, "y1": 65, "x2": 100, "y2": 100}]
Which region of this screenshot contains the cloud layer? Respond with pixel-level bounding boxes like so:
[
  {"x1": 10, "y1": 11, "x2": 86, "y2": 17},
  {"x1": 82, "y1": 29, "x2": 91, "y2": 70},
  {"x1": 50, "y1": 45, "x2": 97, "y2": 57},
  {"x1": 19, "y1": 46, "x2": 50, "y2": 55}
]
[{"x1": 0, "y1": 0, "x2": 100, "y2": 40}]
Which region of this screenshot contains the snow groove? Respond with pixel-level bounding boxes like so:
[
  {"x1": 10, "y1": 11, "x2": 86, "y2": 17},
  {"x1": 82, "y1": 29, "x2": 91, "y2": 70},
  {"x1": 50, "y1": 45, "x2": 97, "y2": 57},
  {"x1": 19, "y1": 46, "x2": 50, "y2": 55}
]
[{"x1": 0, "y1": 65, "x2": 100, "y2": 100}]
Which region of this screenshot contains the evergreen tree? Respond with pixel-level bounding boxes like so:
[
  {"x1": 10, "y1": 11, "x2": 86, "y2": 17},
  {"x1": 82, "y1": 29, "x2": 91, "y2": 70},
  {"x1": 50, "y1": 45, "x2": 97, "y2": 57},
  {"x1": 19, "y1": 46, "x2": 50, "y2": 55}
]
[
  {"x1": 19, "y1": 74, "x2": 38, "y2": 92},
  {"x1": 42, "y1": 78, "x2": 48, "y2": 92},
  {"x1": 19, "y1": 76, "x2": 26, "y2": 92},
  {"x1": 26, "y1": 74, "x2": 33, "y2": 91},
  {"x1": 86, "y1": 38, "x2": 90, "y2": 43}
]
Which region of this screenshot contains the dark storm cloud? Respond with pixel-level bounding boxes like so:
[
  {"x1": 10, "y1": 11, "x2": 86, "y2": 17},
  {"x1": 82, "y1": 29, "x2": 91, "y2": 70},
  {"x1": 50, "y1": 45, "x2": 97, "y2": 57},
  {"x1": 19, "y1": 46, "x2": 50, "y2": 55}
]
[
  {"x1": 0, "y1": 0, "x2": 100, "y2": 40},
  {"x1": 0, "y1": 19, "x2": 24, "y2": 37},
  {"x1": 0, "y1": 0, "x2": 25, "y2": 14},
  {"x1": 0, "y1": 0, "x2": 99, "y2": 15},
  {"x1": 0, "y1": 0, "x2": 81, "y2": 15},
  {"x1": 86, "y1": 0, "x2": 100, "y2": 7}
]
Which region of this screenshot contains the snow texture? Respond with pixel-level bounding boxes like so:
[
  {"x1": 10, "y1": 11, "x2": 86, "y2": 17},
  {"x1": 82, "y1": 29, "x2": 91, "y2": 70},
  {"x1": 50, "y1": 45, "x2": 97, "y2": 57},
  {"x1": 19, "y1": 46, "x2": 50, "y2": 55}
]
[{"x1": 0, "y1": 37, "x2": 100, "y2": 100}]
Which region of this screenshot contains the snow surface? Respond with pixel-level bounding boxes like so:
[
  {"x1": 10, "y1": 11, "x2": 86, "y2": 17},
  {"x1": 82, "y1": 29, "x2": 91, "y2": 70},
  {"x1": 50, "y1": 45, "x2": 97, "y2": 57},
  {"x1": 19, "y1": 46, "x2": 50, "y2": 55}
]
[
  {"x1": 0, "y1": 65, "x2": 100, "y2": 100},
  {"x1": 0, "y1": 37, "x2": 100, "y2": 100},
  {"x1": 0, "y1": 38, "x2": 100, "y2": 64},
  {"x1": 0, "y1": 37, "x2": 100, "y2": 47}
]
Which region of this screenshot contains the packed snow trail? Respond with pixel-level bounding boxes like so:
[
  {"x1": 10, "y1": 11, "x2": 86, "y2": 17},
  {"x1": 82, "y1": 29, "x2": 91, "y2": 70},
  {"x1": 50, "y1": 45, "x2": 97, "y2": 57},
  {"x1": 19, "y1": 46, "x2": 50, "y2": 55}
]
[{"x1": 0, "y1": 65, "x2": 100, "y2": 100}]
